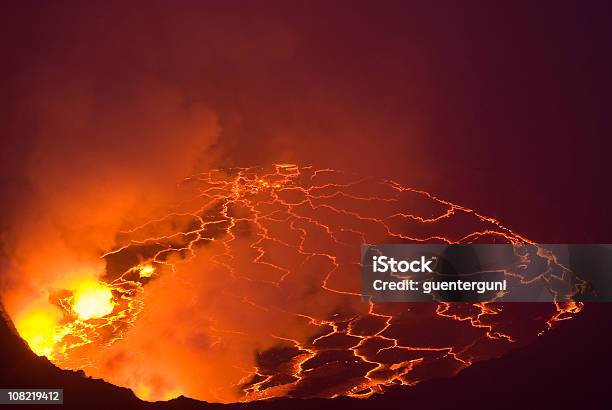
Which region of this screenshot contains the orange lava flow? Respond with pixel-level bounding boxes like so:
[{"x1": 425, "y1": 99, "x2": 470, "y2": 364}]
[{"x1": 10, "y1": 164, "x2": 581, "y2": 402}]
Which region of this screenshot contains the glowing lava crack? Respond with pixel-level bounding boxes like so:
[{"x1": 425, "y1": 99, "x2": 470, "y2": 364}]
[{"x1": 10, "y1": 164, "x2": 581, "y2": 402}]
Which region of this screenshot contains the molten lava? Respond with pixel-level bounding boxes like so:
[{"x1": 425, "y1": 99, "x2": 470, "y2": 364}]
[
  {"x1": 15, "y1": 308, "x2": 62, "y2": 357},
  {"x1": 137, "y1": 264, "x2": 155, "y2": 278},
  {"x1": 4, "y1": 164, "x2": 582, "y2": 403},
  {"x1": 72, "y1": 281, "x2": 115, "y2": 320}
]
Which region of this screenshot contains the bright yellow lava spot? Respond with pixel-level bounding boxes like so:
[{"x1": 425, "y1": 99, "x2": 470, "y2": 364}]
[
  {"x1": 134, "y1": 384, "x2": 152, "y2": 401},
  {"x1": 72, "y1": 281, "x2": 114, "y2": 320},
  {"x1": 134, "y1": 384, "x2": 180, "y2": 402},
  {"x1": 138, "y1": 264, "x2": 155, "y2": 278},
  {"x1": 162, "y1": 390, "x2": 181, "y2": 401},
  {"x1": 15, "y1": 308, "x2": 61, "y2": 357}
]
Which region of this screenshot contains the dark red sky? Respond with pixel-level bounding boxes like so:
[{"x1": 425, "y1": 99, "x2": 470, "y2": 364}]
[{"x1": 1, "y1": 0, "x2": 610, "y2": 243}]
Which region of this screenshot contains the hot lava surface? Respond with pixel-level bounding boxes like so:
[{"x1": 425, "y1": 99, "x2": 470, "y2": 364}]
[{"x1": 6, "y1": 165, "x2": 581, "y2": 402}]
